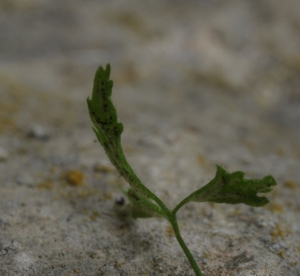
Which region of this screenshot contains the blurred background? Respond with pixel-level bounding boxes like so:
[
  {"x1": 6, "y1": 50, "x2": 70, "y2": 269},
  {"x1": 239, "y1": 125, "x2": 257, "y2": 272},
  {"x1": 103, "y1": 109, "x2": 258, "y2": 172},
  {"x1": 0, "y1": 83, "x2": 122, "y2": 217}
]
[
  {"x1": 1, "y1": 0, "x2": 300, "y2": 136},
  {"x1": 0, "y1": 0, "x2": 300, "y2": 275}
]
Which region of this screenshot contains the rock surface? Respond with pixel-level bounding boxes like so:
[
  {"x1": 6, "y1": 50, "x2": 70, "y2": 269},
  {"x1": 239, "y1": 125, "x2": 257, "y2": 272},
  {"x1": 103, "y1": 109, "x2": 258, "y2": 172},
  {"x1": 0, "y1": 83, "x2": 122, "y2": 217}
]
[{"x1": 0, "y1": 1, "x2": 299, "y2": 275}]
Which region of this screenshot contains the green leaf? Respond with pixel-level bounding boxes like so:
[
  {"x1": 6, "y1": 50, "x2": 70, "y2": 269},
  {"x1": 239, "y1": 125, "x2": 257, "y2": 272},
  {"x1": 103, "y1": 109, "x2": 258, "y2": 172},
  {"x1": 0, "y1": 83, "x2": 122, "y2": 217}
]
[
  {"x1": 86, "y1": 64, "x2": 162, "y2": 204},
  {"x1": 87, "y1": 64, "x2": 124, "y2": 169},
  {"x1": 187, "y1": 165, "x2": 276, "y2": 207},
  {"x1": 87, "y1": 64, "x2": 140, "y2": 191},
  {"x1": 88, "y1": 64, "x2": 278, "y2": 276}
]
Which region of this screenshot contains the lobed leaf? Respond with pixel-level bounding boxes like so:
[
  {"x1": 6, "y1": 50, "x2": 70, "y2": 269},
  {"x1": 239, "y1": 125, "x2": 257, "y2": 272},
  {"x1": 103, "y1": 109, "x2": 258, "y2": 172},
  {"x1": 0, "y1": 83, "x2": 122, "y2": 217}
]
[
  {"x1": 87, "y1": 64, "x2": 124, "y2": 169},
  {"x1": 187, "y1": 165, "x2": 276, "y2": 207},
  {"x1": 87, "y1": 64, "x2": 162, "y2": 207}
]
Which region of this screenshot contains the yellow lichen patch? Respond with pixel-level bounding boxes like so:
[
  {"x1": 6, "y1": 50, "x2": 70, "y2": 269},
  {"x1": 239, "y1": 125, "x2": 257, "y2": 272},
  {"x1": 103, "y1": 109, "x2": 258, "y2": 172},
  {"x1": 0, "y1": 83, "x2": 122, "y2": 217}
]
[
  {"x1": 64, "y1": 170, "x2": 85, "y2": 186},
  {"x1": 202, "y1": 251, "x2": 212, "y2": 260},
  {"x1": 268, "y1": 202, "x2": 284, "y2": 213},
  {"x1": 297, "y1": 246, "x2": 300, "y2": 252},
  {"x1": 90, "y1": 210, "x2": 101, "y2": 221},
  {"x1": 103, "y1": 192, "x2": 113, "y2": 201},
  {"x1": 284, "y1": 180, "x2": 297, "y2": 190},
  {"x1": 277, "y1": 250, "x2": 285, "y2": 259},
  {"x1": 275, "y1": 148, "x2": 286, "y2": 156},
  {"x1": 115, "y1": 260, "x2": 123, "y2": 268},
  {"x1": 270, "y1": 224, "x2": 285, "y2": 239},
  {"x1": 165, "y1": 225, "x2": 174, "y2": 237},
  {"x1": 290, "y1": 262, "x2": 298, "y2": 267},
  {"x1": 197, "y1": 154, "x2": 207, "y2": 167},
  {"x1": 0, "y1": 115, "x2": 15, "y2": 133},
  {"x1": 37, "y1": 180, "x2": 54, "y2": 190},
  {"x1": 0, "y1": 101, "x2": 17, "y2": 133}
]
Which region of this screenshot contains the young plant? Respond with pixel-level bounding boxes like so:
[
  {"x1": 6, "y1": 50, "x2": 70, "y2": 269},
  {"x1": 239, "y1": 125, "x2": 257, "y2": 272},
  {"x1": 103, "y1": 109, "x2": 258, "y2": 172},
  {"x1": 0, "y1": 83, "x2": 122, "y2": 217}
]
[{"x1": 87, "y1": 64, "x2": 277, "y2": 276}]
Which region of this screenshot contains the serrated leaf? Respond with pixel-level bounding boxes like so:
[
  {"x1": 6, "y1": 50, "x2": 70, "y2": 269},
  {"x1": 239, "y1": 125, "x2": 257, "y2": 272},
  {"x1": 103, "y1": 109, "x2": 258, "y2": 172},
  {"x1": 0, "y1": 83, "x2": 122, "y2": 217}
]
[
  {"x1": 87, "y1": 64, "x2": 123, "y2": 168},
  {"x1": 87, "y1": 64, "x2": 157, "y2": 201},
  {"x1": 187, "y1": 165, "x2": 276, "y2": 207}
]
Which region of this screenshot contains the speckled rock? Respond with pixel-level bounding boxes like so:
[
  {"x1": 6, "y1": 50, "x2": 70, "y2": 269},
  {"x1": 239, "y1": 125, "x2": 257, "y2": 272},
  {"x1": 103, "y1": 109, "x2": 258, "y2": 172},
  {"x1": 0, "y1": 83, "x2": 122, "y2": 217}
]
[{"x1": 0, "y1": 1, "x2": 299, "y2": 275}]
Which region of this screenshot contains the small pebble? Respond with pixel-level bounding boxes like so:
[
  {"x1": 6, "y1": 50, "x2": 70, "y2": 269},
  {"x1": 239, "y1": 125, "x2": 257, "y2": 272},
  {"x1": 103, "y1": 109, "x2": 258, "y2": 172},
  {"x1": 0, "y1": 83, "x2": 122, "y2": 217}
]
[
  {"x1": 27, "y1": 125, "x2": 50, "y2": 141},
  {"x1": 115, "y1": 196, "x2": 125, "y2": 206}
]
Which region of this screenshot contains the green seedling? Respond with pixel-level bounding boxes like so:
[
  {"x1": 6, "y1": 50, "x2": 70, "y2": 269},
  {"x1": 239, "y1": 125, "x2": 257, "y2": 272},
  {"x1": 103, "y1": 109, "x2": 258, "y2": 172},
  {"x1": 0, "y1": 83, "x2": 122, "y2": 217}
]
[{"x1": 87, "y1": 64, "x2": 277, "y2": 276}]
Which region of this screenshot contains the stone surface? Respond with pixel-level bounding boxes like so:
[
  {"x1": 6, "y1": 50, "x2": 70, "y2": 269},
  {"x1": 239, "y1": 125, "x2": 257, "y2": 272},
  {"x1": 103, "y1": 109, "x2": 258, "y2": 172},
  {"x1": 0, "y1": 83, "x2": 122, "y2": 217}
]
[{"x1": 0, "y1": 1, "x2": 299, "y2": 275}]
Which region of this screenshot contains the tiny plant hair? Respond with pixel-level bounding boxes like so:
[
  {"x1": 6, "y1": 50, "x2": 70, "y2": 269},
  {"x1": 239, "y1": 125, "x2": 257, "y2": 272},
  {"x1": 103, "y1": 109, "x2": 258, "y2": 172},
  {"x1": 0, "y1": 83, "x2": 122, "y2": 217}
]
[{"x1": 87, "y1": 64, "x2": 277, "y2": 276}]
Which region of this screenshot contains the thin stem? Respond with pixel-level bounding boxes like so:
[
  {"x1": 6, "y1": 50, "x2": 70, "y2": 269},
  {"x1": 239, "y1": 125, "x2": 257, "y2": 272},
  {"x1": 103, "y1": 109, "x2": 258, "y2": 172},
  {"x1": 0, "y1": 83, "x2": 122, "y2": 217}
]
[
  {"x1": 116, "y1": 140, "x2": 202, "y2": 274},
  {"x1": 170, "y1": 215, "x2": 203, "y2": 276},
  {"x1": 173, "y1": 196, "x2": 191, "y2": 215},
  {"x1": 117, "y1": 150, "x2": 172, "y2": 218}
]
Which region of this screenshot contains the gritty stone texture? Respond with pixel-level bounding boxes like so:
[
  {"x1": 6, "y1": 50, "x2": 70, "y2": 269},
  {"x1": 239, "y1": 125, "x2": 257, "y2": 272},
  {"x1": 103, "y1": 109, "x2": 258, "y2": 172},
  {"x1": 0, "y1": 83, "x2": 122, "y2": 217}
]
[{"x1": 0, "y1": 1, "x2": 300, "y2": 275}]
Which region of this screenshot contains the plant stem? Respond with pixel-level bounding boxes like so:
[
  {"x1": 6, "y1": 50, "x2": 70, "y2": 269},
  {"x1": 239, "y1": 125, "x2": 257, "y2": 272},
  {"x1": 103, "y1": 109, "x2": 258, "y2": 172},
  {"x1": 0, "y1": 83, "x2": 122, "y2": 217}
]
[
  {"x1": 172, "y1": 197, "x2": 191, "y2": 215},
  {"x1": 169, "y1": 215, "x2": 203, "y2": 276}
]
